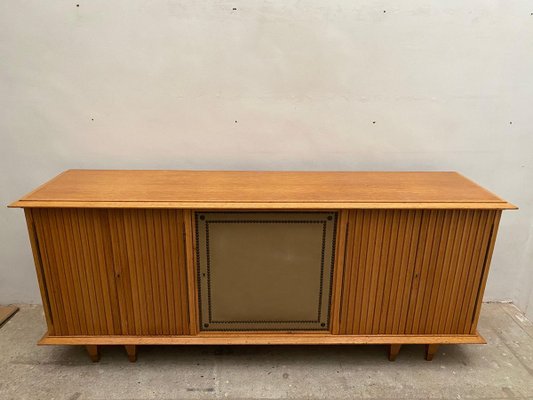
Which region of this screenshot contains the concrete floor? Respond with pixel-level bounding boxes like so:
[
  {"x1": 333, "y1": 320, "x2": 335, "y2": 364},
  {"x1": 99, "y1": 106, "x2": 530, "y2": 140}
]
[{"x1": 0, "y1": 304, "x2": 532, "y2": 400}]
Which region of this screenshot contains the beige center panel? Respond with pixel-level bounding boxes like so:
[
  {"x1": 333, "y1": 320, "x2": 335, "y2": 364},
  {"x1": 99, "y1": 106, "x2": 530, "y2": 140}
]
[{"x1": 195, "y1": 212, "x2": 338, "y2": 331}]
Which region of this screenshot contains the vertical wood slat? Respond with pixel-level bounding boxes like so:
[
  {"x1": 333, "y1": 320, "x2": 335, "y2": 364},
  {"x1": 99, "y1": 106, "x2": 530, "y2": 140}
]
[
  {"x1": 153, "y1": 210, "x2": 170, "y2": 334},
  {"x1": 92, "y1": 210, "x2": 122, "y2": 334},
  {"x1": 76, "y1": 209, "x2": 102, "y2": 335},
  {"x1": 177, "y1": 209, "x2": 190, "y2": 335},
  {"x1": 59, "y1": 210, "x2": 88, "y2": 335},
  {"x1": 183, "y1": 210, "x2": 198, "y2": 335},
  {"x1": 375, "y1": 210, "x2": 399, "y2": 333},
  {"x1": 360, "y1": 211, "x2": 378, "y2": 334},
  {"x1": 370, "y1": 211, "x2": 387, "y2": 334},
  {"x1": 337, "y1": 209, "x2": 497, "y2": 335},
  {"x1": 392, "y1": 210, "x2": 421, "y2": 334},
  {"x1": 409, "y1": 210, "x2": 440, "y2": 334},
  {"x1": 164, "y1": 210, "x2": 178, "y2": 334},
  {"x1": 403, "y1": 210, "x2": 431, "y2": 334},
  {"x1": 136, "y1": 211, "x2": 154, "y2": 333},
  {"x1": 108, "y1": 210, "x2": 132, "y2": 334},
  {"x1": 28, "y1": 208, "x2": 191, "y2": 336},
  {"x1": 418, "y1": 211, "x2": 450, "y2": 333},
  {"x1": 435, "y1": 211, "x2": 468, "y2": 333},
  {"x1": 429, "y1": 210, "x2": 459, "y2": 334},
  {"x1": 353, "y1": 210, "x2": 371, "y2": 333},
  {"x1": 379, "y1": 210, "x2": 402, "y2": 334}
]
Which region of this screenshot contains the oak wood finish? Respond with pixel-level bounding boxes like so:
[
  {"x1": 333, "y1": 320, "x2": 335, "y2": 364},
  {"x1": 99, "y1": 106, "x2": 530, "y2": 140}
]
[
  {"x1": 107, "y1": 209, "x2": 191, "y2": 336},
  {"x1": 40, "y1": 332, "x2": 486, "y2": 345},
  {"x1": 425, "y1": 344, "x2": 439, "y2": 361},
  {"x1": 27, "y1": 208, "x2": 191, "y2": 337},
  {"x1": 11, "y1": 170, "x2": 514, "y2": 362},
  {"x1": 0, "y1": 305, "x2": 19, "y2": 326},
  {"x1": 336, "y1": 209, "x2": 500, "y2": 336},
  {"x1": 125, "y1": 345, "x2": 137, "y2": 362},
  {"x1": 10, "y1": 170, "x2": 516, "y2": 209},
  {"x1": 11, "y1": 201, "x2": 516, "y2": 210},
  {"x1": 388, "y1": 344, "x2": 402, "y2": 361},
  {"x1": 30, "y1": 208, "x2": 121, "y2": 336},
  {"x1": 85, "y1": 345, "x2": 100, "y2": 362}
]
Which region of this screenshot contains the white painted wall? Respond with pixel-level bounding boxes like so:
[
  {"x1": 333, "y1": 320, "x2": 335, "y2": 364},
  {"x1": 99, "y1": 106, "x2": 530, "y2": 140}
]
[{"x1": 1, "y1": 1, "x2": 532, "y2": 317}]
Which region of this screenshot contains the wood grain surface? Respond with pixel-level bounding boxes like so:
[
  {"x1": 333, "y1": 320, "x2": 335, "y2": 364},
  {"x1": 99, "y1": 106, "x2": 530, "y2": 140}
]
[
  {"x1": 17, "y1": 171, "x2": 512, "y2": 355},
  {"x1": 28, "y1": 208, "x2": 191, "y2": 336},
  {"x1": 335, "y1": 209, "x2": 499, "y2": 335},
  {"x1": 10, "y1": 170, "x2": 515, "y2": 209},
  {"x1": 39, "y1": 332, "x2": 486, "y2": 345}
]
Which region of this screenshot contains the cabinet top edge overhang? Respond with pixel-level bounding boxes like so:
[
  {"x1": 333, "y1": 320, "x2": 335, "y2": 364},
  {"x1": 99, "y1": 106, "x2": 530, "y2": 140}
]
[{"x1": 8, "y1": 170, "x2": 517, "y2": 210}]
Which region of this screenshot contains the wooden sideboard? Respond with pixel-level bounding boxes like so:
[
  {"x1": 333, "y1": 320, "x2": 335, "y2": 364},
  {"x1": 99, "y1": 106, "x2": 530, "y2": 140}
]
[{"x1": 9, "y1": 170, "x2": 516, "y2": 362}]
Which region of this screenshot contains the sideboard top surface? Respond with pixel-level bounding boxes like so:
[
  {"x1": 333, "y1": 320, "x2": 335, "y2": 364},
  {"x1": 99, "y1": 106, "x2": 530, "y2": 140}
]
[{"x1": 10, "y1": 169, "x2": 516, "y2": 209}]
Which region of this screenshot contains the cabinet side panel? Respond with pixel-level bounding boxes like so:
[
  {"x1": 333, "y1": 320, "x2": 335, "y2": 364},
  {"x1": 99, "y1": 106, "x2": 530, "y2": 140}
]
[
  {"x1": 24, "y1": 209, "x2": 55, "y2": 335},
  {"x1": 339, "y1": 209, "x2": 495, "y2": 335},
  {"x1": 31, "y1": 209, "x2": 121, "y2": 336},
  {"x1": 109, "y1": 209, "x2": 190, "y2": 335},
  {"x1": 469, "y1": 211, "x2": 501, "y2": 333}
]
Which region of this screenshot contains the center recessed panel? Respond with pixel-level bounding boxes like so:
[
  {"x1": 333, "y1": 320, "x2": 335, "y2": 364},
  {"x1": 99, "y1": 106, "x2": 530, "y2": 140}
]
[{"x1": 196, "y1": 212, "x2": 337, "y2": 331}]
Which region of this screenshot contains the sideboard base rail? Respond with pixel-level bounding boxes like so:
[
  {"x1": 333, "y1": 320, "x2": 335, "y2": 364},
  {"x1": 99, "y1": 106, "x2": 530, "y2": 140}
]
[
  {"x1": 38, "y1": 332, "x2": 487, "y2": 345},
  {"x1": 38, "y1": 332, "x2": 485, "y2": 363}
]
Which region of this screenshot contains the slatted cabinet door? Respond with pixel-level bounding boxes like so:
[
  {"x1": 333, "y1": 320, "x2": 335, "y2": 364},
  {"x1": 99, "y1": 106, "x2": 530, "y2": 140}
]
[
  {"x1": 108, "y1": 209, "x2": 192, "y2": 336},
  {"x1": 28, "y1": 208, "x2": 122, "y2": 336},
  {"x1": 338, "y1": 209, "x2": 500, "y2": 335},
  {"x1": 26, "y1": 208, "x2": 192, "y2": 337}
]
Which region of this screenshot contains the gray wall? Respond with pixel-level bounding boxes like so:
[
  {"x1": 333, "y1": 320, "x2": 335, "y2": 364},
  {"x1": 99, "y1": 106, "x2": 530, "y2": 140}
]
[{"x1": 1, "y1": 1, "x2": 532, "y2": 318}]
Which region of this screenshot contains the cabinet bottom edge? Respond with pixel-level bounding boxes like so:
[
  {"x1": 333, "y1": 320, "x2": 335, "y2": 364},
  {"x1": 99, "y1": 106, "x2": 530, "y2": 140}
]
[{"x1": 38, "y1": 332, "x2": 486, "y2": 345}]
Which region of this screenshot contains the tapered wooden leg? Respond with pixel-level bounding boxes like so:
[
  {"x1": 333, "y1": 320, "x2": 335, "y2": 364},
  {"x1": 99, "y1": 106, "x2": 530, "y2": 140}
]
[
  {"x1": 85, "y1": 345, "x2": 100, "y2": 362},
  {"x1": 125, "y1": 345, "x2": 137, "y2": 362},
  {"x1": 425, "y1": 344, "x2": 439, "y2": 361},
  {"x1": 388, "y1": 344, "x2": 402, "y2": 361}
]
